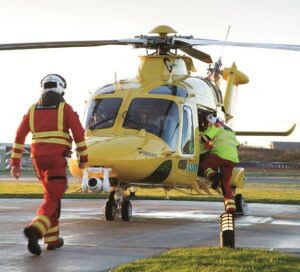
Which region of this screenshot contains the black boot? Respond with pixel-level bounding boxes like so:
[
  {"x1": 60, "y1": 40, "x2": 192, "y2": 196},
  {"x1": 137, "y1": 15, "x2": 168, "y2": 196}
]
[
  {"x1": 211, "y1": 173, "x2": 223, "y2": 189},
  {"x1": 23, "y1": 226, "x2": 42, "y2": 256}
]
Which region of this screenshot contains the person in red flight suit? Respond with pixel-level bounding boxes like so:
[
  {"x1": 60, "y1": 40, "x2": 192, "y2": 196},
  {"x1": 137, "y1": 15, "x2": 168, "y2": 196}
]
[
  {"x1": 199, "y1": 114, "x2": 240, "y2": 214},
  {"x1": 10, "y1": 74, "x2": 88, "y2": 256}
]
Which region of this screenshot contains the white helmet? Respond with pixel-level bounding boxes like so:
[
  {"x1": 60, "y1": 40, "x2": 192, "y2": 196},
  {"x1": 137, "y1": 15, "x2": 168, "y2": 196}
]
[
  {"x1": 40, "y1": 74, "x2": 67, "y2": 95},
  {"x1": 206, "y1": 114, "x2": 217, "y2": 124}
]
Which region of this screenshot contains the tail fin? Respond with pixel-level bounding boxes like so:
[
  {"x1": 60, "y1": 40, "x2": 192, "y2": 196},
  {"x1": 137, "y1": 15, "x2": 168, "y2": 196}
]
[{"x1": 222, "y1": 63, "x2": 249, "y2": 121}]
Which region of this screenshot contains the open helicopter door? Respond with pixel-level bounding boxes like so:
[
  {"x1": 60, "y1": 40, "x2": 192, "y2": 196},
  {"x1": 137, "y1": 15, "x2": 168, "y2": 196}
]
[{"x1": 172, "y1": 102, "x2": 202, "y2": 193}]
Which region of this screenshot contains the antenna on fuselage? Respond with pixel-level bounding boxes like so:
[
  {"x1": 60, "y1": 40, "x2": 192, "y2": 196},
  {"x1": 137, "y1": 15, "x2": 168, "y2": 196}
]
[
  {"x1": 207, "y1": 25, "x2": 231, "y2": 87},
  {"x1": 220, "y1": 25, "x2": 231, "y2": 58}
]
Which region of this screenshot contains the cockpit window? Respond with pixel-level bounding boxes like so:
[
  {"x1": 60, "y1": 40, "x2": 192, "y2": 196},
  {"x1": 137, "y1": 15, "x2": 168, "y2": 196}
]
[
  {"x1": 123, "y1": 98, "x2": 179, "y2": 150},
  {"x1": 84, "y1": 98, "x2": 122, "y2": 130},
  {"x1": 149, "y1": 85, "x2": 188, "y2": 98}
]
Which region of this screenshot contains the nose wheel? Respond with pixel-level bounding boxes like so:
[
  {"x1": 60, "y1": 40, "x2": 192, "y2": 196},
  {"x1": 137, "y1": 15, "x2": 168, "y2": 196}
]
[
  {"x1": 105, "y1": 195, "x2": 116, "y2": 221},
  {"x1": 105, "y1": 188, "x2": 132, "y2": 221},
  {"x1": 121, "y1": 200, "x2": 132, "y2": 221}
]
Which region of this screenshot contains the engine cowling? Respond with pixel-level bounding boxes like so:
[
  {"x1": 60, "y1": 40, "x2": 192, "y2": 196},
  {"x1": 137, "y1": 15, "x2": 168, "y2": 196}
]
[{"x1": 87, "y1": 177, "x2": 103, "y2": 193}]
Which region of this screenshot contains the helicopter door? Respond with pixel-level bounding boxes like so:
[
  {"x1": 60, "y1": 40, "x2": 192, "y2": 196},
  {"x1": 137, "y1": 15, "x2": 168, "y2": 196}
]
[{"x1": 175, "y1": 105, "x2": 198, "y2": 179}]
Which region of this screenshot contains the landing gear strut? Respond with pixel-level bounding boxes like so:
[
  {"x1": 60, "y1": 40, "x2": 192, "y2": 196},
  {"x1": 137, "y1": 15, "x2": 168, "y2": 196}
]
[{"x1": 105, "y1": 187, "x2": 132, "y2": 221}]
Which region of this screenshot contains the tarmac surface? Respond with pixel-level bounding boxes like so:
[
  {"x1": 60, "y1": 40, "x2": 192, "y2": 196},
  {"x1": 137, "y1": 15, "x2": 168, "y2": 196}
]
[{"x1": 0, "y1": 198, "x2": 300, "y2": 271}]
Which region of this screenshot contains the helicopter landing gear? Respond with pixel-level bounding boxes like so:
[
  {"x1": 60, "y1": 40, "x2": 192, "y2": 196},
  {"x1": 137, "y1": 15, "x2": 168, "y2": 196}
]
[
  {"x1": 234, "y1": 193, "x2": 248, "y2": 216},
  {"x1": 220, "y1": 212, "x2": 235, "y2": 248},
  {"x1": 105, "y1": 191, "x2": 116, "y2": 221},
  {"x1": 104, "y1": 186, "x2": 132, "y2": 221},
  {"x1": 121, "y1": 200, "x2": 132, "y2": 221}
]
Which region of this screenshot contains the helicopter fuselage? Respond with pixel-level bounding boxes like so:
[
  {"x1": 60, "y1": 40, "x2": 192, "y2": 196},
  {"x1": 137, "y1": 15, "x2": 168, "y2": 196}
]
[{"x1": 68, "y1": 55, "x2": 244, "y2": 193}]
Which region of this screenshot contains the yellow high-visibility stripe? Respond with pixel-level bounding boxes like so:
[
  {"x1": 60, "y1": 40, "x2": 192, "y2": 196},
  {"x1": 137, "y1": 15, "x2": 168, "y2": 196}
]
[
  {"x1": 46, "y1": 226, "x2": 59, "y2": 234},
  {"x1": 76, "y1": 141, "x2": 87, "y2": 148},
  {"x1": 29, "y1": 104, "x2": 36, "y2": 132},
  {"x1": 225, "y1": 199, "x2": 235, "y2": 205},
  {"x1": 13, "y1": 143, "x2": 24, "y2": 150},
  {"x1": 32, "y1": 138, "x2": 72, "y2": 147},
  {"x1": 44, "y1": 235, "x2": 59, "y2": 243},
  {"x1": 32, "y1": 131, "x2": 70, "y2": 139},
  {"x1": 34, "y1": 215, "x2": 51, "y2": 229},
  {"x1": 29, "y1": 102, "x2": 70, "y2": 148},
  {"x1": 57, "y1": 102, "x2": 65, "y2": 131},
  {"x1": 204, "y1": 168, "x2": 215, "y2": 178},
  {"x1": 11, "y1": 152, "x2": 22, "y2": 159},
  {"x1": 32, "y1": 221, "x2": 47, "y2": 236}
]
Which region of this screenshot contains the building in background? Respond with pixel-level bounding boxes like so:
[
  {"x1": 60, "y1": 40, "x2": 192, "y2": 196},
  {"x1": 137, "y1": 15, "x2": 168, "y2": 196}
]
[
  {"x1": 0, "y1": 143, "x2": 32, "y2": 171},
  {"x1": 270, "y1": 142, "x2": 300, "y2": 150}
]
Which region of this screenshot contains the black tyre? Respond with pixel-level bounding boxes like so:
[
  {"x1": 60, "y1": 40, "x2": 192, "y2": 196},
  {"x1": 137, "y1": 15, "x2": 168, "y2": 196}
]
[
  {"x1": 121, "y1": 200, "x2": 132, "y2": 221},
  {"x1": 105, "y1": 199, "x2": 115, "y2": 221},
  {"x1": 235, "y1": 194, "x2": 246, "y2": 215}
]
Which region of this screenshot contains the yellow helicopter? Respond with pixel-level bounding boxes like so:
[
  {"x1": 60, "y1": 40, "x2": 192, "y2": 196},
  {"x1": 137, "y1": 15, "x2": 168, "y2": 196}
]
[
  {"x1": 1, "y1": 25, "x2": 297, "y2": 221},
  {"x1": 66, "y1": 25, "x2": 296, "y2": 221}
]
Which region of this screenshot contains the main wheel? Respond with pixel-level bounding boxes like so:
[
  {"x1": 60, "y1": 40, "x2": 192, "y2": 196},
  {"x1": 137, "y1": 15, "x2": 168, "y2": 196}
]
[
  {"x1": 121, "y1": 200, "x2": 132, "y2": 221},
  {"x1": 235, "y1": 194, "x2": 247, "y2": 215},
  {"x1": 105, "y1": 199, "x2": 116, "y2": 221}
]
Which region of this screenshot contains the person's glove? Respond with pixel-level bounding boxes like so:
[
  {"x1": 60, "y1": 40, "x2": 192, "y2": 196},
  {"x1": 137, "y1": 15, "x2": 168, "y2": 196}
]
[
  {"x1": 11, "y1": 166, "x2": 21, "y2": 179},
  {"x1": 204, "y1": 140, "x2": 213, "y2": 150}
]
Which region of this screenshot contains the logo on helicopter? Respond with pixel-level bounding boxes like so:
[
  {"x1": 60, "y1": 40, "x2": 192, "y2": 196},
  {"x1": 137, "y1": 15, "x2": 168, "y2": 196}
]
[{"x1": 138, "y1": 148, "x2": 158, "y2": 157}]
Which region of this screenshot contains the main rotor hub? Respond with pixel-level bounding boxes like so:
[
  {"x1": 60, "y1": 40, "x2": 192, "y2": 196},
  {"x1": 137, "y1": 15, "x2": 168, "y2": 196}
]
[{"x1": 148, "y1": 25, "x2": 177, "y2": 37}]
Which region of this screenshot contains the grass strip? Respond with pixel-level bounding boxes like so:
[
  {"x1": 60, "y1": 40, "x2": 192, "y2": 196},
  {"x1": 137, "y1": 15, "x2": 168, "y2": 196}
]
[{"x1": 113, "y1": 247, "x2": 300, "y2": 272}]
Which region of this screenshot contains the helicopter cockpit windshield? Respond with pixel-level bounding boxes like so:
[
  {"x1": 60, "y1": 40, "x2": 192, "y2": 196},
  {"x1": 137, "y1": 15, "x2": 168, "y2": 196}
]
[
  {"x1": 84, "y1": 98, "x2": 122, "y2": 130},
  {"x1": 123, "y1": 98, "x2": 179, "y2": 150}
]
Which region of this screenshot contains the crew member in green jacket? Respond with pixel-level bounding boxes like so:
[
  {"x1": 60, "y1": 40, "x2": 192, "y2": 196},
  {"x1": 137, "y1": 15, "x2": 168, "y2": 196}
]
[{"x1": 199, "y1": 114, "x2": 240, "y2": 213}]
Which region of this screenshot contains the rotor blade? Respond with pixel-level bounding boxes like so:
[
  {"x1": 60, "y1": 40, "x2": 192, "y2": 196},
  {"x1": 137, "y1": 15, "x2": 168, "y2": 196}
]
[
  {"x1": 0, "y1": 38, "x2": 144, "y2": 51},
  {"x1": 179, "y1": 47, "x2": 213, "y2": 63},
  {"x1": 175, "y1": 37, "x2": 300, "y2": 52},
  {"x1": 236, "y1": 123, "x2": 296, "y2": 136}
]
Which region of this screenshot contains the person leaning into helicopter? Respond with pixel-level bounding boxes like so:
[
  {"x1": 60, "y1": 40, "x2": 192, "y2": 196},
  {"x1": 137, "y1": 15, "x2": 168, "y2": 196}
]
[
  {"x1": 199, "y1": 114, "x2": 240, "y2": 213},
  {"x1": 10, "y1": 74, "x2": 88, "y2": 256}
]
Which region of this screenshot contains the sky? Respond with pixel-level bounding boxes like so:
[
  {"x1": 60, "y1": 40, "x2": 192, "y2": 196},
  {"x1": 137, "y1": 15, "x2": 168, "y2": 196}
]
[{"x1": 0, "y1": 0, "x2": 300, "y2": 147}]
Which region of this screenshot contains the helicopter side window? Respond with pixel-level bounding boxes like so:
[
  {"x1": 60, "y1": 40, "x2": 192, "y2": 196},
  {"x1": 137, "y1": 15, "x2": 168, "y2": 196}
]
[
  {"x1": 84, "y1": 98, "x2": 122, "y2": 130},
  {"x1": 149, "y1": 85, "x2": 188, "y2": 98},
  {"x1": 123, "y1": 98, "x2": 179, "y2": 150},
  {"x1": 181, "y1": 106, "x2": 194, "y2": 154}
]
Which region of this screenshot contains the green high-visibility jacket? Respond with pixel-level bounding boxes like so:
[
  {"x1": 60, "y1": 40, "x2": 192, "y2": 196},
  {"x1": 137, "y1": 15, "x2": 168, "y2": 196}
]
[{"x1": 203, "y1": 125, "x2": 240, "y2": 163}]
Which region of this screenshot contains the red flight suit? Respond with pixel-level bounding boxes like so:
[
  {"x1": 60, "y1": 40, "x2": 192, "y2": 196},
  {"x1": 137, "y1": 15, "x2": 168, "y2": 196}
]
[{"x1": 11, "y1": 102, "x2": 88, "y2": 247}]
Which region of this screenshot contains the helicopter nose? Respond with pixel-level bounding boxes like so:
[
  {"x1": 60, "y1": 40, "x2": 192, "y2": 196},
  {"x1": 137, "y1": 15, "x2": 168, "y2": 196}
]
[{"x1": 87, "y1": 139, "x2": 135, "y2": 168}]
